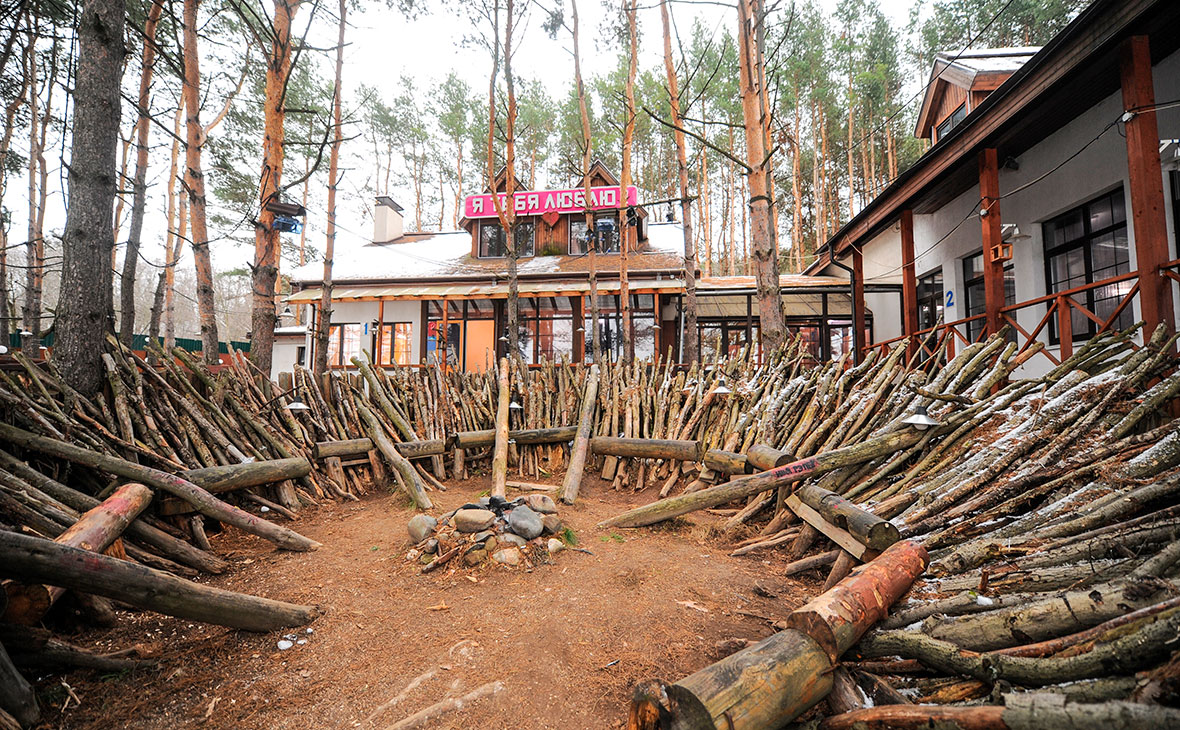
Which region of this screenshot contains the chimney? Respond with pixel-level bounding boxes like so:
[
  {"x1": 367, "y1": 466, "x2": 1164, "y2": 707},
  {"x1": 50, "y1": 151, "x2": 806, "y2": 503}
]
[{"x1": 374, "y1": 196, "x2": 404, "y2": 242}]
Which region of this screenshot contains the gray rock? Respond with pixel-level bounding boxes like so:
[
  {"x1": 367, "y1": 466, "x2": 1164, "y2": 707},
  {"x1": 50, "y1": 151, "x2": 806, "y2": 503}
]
[
  {"x1": 498, "y1": 533, "x2": 526, "y2": 548},
  {"x1": 547, "y1": 538, "x2": 564, "y2": 554},
  {"x1": 477, "y1": 497, "x2": 492, "y2": 508},
  {"x1": 453, "y1": 508, "x2": 497, "y2": 533},
  {"x1": 471, "y1": 530, "x2": 495, "y2": 544},
  {"x1": 422, "y1": 538, "x2": 439, "y2": 555},
  {"x1": 277, "y1": 639, "x2": 294, "y2": 651},
  {"x1": 491, "y1": 547, "x2": 522, "y2": 566},
  {"x1": 407, "y1": 514, "x2": 437, "y2": 543},
  {"x1": 523, "y1": 494, "x2": 558, "y2": 514},
  {"x1": 484, "y1": 536, "x2": 499, "y2": 553},
  {"x1": 507, "y1": 505, "x2": 544, "y2": 539},
  {"x1": 541, "y1": 514, "x2": 563, "y2": 536}
]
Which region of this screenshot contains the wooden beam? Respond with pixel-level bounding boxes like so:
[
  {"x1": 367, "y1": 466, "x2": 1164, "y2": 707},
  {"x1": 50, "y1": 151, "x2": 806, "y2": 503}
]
[
  {"x1": 978, "y1": 148, "x2": 1006, "y2": 338},
  {"x1": 900, "y1": 209, "x2": 919, "y2": 358},
  {"x1": 1121, "y1": 35, "x2": 1176, "y2": 342},
  {"x1": 852, "y1": 248, "x2": 866, "y2": 363}
]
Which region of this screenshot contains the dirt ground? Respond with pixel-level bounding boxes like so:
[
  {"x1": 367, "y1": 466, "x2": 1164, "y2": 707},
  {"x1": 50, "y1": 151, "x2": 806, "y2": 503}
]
[{"x1": 40, "y1": 475, "x2": 820, "y2": 729}]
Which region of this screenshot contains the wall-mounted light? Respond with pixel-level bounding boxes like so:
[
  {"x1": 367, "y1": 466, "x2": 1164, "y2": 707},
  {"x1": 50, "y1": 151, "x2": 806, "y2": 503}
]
[{"x1": 902, "y1": 405, "x2": 939, "y2": 431}]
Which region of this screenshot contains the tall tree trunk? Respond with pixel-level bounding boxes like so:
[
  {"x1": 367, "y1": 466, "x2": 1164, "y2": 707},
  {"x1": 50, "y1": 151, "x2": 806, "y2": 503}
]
[
  {"x1": 737, "y1": 0, "x2": 784, "y2": 352},
  {"x1": 119, "y1": 0, "x2": 163, "y2": 346},
  {"x1": 161, "y1": 100, "x2": 182, "y2": 351},
  {"x1": 700, "y1": 140, "x2": 712, "y2": 276},
  {"x1": 315, "y1": 0, "x2": 345, "y2": 378},
  {"x1": 21, "y1": 16, "x2": 39, "y2": 353},
  {"x1": 0, "y1": 28, "x2": 28, "y2": 348},
  {"x1": 620, "y1": 0, "x2": 638, "y2": 365},
  {"x1": 660, "y1": 0, "x2": 696, "y2": 363},
  {"x1": 571, "y1": 0, "x2": 600, "y2": 363},
  {"x1": 251, "y1": 0, "x2": 301, "y2": 377},
  {"x1": 182, "y1": 0, "x2": 220, "y2": 364},
  {"x1": 486, "y1": 0, "x2": 520, "y2": 362},
  {"x1": 56, "y1": 0, "x2": 125, "y2": 396},
  {"x1": 847, "y1": 75, "x2": 856, "y2": 218}
]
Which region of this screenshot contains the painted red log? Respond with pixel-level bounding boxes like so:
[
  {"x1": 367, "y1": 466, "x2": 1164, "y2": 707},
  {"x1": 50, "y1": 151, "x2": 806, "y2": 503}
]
[
  {"x1": 2, "y1": 483, "x2": 153, "y2": 625},
  {"x1": 785, "y1": 540, "x2": 929, "y2": 662}
]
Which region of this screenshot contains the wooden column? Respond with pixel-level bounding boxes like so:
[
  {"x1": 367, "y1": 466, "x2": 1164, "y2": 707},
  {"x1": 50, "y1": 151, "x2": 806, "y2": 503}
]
[
  {"x1": 440, "y1": 298, "x2": 449, "y2": 374},
  {"x1": 900, "y1": 209, "x2": 919, "y2": 357},
  {"x1": 375, "y1": 299, "x2": 384, "y2": 366},
  {"x1": 1121, "y1": 35, "x2": 1176, "y2": 339},
  {"x1": 851, "y1": 248, "x2": 866, "y2": 364},
  {"x1": 978, "y1": 148, "x2": 1006, "y2": 338},
  {"x1": 572, "y1": 295, "x2": 585, "y2": 363}
]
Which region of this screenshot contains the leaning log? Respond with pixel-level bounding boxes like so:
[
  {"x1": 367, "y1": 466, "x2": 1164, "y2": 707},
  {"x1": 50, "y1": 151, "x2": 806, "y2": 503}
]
[
  {"x1": 628, "y1": 540, "x2": 928, "y2": 730},
  {"x1": 0, "y1": 422, "x2": 320, "y2": 552},
  {"x1": 313, "y1": 438, "x2": 448, "y2": 461},
  {"x1": 703, "y1": 449, "x2": 748, "y2": 475},
  {"x1": 0, "y1": 639, "x2": 36, "y2": 729},
  {"x1": 491, "y1": 357, "x2": 511, "y2": 498},
  {"x1": 796, "y1": 484, "x2": 900, "y2": 551},
  {"x1": 601, "y1": 428, "x2": 924, "y2": 529},
  {"x1": 590, "y1": 437, "x2": 703, "y2": 462},
  {"x1": 455, "y1": 426, "x2": 578, "y2": 449},
  {"x1": 356, "y1": 403, "x2": 431, "y2": 510},
  {"x1": 0, "y1": 530, "x2": 318, "y2": 632},
  {"x1": 157, "y1": 457, "x2": 312, "y2": 516},
  {"x1": 820, "y1": 695, "x2": 1180, "y2": 730},
  {"x1": 559, "y1": 364, "x2": 599, "y2": 505},
  {"x1": 3, "y1": 483, "x2": 153, "y2": 625}
]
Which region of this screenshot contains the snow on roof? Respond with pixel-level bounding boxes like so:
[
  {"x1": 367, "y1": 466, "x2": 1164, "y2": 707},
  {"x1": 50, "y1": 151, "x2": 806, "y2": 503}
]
[
  {"x1": 274, "y1": 325, "x2": 307, "y2": 336},
  {"x1": 937, "y1": 47, "x2": 1040, "y2": 76},
  {"x1": 288, "y1": 223, "x2": 688, "y2": 285}
]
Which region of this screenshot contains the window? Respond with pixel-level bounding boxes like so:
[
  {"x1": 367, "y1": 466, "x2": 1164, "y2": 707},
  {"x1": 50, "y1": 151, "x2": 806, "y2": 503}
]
[
  {"x1": 962, "y1": 252, "x2": 1015, "y2": 343},
  {"x1": 295, "y1": 346, "x2": 306, "y2": 366},
  {"x1": 935, "y1": 103, "x2": 967, "y2": 141},
  {"x1": 377, "y1": 323, "x2": 413, "y2": 366},
  {"x1": 584, "y1": 294, "x2": 655, "y2": 362},
  {"x1": 1043, "y1": 189, "x2": 1131, "y2": 343},
  {"x1": 916, "y1": 269, "x2": 943, "y2": 331},
  {"x1": 478, "y1": 221, "x2": 535, "y2": 257},
  {"x1": 570, "y1": 214, "x2": 621, "y2": 255},
  {"x1": 325, "y1": 323, "x2": 364, "y2": 367}
]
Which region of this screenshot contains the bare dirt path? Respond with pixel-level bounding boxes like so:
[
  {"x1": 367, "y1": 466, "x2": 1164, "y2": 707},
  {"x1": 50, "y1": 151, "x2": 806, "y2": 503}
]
[{"x1": 48, "y1": 477, "x2": 818, "y2": 729}]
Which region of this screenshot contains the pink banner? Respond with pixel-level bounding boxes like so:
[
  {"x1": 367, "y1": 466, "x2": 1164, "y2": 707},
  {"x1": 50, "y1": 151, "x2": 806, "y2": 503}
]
[{"x1": 463, "y1": 185, "x2": 639, "y2": 219}]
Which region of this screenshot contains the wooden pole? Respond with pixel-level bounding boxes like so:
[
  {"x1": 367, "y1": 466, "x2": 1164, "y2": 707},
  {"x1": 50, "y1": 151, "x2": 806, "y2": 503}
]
[
  {"x1": 0, "y1": 530, "x2": 319, "y2": 632},
  {"x1": 559, "y1": 363, "x2": 599, "y2": 504},
  {"x1": 704, "y1": 449, "x2": 748, "y2": 475},
  {"x1": 852, "y1": 247, "x2": 866, "y2": 363},
  {"x1": 746, "y1": 443, "x2": 791, "y2": 471},
  {"x1": 455, "y1": 426, "x2": 577, "y2": 450},
  {"x1": 3, "y1": 483, "x2": 153, "y2": 625},
  {"x1": 0, "y1": 422, "x2": 321, "y2": 552},
  {"x1": 590, "y1": 436, "x2": 702, "y2": 462},
  {"x1": 601, "y1": 428, "x2": 923, "y2": 528},
  {"x1": 796, "y1": 483, "x2": 900, "y2": 551},
  {"x1": 1120, "y1": 35, "x2": 1175, "y2": 343},
  {"x1": 313, "y1": 438, "x2": 447, "y2": 461},
  {"x1": 491, "y1": 357, "x2": 510, "y2": 498},
  {"x1": 978, "y1": 148, "x2": 1006, "y2": 339},
  {"x1": 900, "y1": 209, "x2": 918, "y2": 359}
]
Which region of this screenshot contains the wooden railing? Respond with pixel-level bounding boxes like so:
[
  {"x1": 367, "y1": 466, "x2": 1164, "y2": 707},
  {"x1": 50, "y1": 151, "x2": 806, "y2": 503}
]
[{"x1": 866, "y1": 270, "x2": 1144, "y2": 369}]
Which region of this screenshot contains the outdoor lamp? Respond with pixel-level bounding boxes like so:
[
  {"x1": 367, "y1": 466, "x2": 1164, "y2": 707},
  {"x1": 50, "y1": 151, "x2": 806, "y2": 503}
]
[
  {"x1": 712, "y1": 377, "x2": 732, "y2": 396},
  {"x1": 509, "y1": 400, "x2": 523, "y2": 411},
  {"x1": 285, "y1": 398, "x2": 310, "y2": 412},
  {"x1": 18, "y1": 330, "x2": 32, "y2": 337},
  {"x1": 903, "y1": 405, "x2": 939, "y2": 431}
]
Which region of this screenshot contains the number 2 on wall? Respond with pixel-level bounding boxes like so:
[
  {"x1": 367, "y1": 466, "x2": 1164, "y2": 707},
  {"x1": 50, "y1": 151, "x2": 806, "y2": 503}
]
[{"x1": 945, "y1": 290, "x2": 954, "y2": 308}]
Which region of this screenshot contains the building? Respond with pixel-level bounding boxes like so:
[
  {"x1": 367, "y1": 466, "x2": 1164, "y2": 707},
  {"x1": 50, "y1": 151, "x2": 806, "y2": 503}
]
[
  {"x1": 808, "y1": 0, "x2": 1180, "y2": 374},
  {"x1": 279, "y1": 163, "x2": 882, "y2": 377}
]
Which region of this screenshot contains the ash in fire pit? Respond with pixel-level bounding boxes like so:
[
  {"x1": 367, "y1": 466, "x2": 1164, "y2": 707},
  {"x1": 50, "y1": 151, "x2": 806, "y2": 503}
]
[{"x1": 406, "y1": 494, "x2": 567, "y2": 572}]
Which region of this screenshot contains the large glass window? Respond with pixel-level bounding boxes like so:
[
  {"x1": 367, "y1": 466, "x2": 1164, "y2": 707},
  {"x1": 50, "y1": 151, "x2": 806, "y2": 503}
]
[
  {"x1": 570, "y1": 214, "x2": 621, "y2": 255},
  {"x1": 962, "y1": 252, "x2": 1015, "y2": 343},
  {"x1": 478, "y1": 221, "x2": 536, "y2": 258},
  {"x1": 916, "y1": 269, "x2": 943, "y2": 331},
  {"x1": 377, "y1": 322, "x2": 413, "y2": 366},
  {"x1": 1043, "y1": 188, "x2": 1131, "y2": 343},
  {"x1": 583, "y1": 294, "x2": 655, "y2": 361},
  {"x1": 325, "y1": 323, "x2": 364, "y2": 367}
]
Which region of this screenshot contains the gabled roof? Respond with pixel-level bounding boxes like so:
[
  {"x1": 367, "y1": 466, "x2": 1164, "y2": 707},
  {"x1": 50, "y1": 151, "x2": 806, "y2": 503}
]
[{"x1": 915, "y1": 47, "x2": 1040, "y2": 138}]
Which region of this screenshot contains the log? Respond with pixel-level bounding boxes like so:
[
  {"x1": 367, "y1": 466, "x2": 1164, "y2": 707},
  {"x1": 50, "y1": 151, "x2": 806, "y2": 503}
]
[
  {"x1": 601, "y1": 428, "x2": 923, "y2": 529},
  {"x1": 313, "y1": 438, "x2": 448, "y2": 461},
  {"x1": 0, "y1": 640, "x2": 36, "y2": 729},
  {"x1": 786, "y1": 494, "x2": 875, "y2": 561},
  {"x1": 157, "y1": 457, "x2": 313, "y2": 516},
  {"x1": 628, "y1": 540, "x2": 928, "y2": 730},
  {"x1": 491, "y1": 357, "x2": 511, "y2": 498},
  {"x1": 703, "y1": 449, "x2": 748, "y2": 475},
  {"x1": 796, "y1": 484, "x2": 900, "y2": 551},
  {"x1": 356, "y1": 403, "x2": 431, "y2": 510},
  {"x1": 786, "y1": 540, "x2": 929, "y2": 661},
  {"x1": 3, "y1": 483, "x2": 153, "y2": 625},
  {"x1": 746, "y1": 443, "x2": 792, "y2": 471},
  {"x1": 558, "y1": 364, "x2": 599, "y2": 505},
  {"x1": 0, "y1": 422, "x2": 320, "y2": 552},
  {"x1": 820, "y1": 695, "x2": 1180, "y2": 730},
  {"x1": 455, "y1": 426, "x2": 578, "y2": 449},
  {"x1": 0, "y1": 530, "x2": 318, "y2": 632},
  {"x1": 590, "y1": 437, "x2": 703, "y2": 462}
]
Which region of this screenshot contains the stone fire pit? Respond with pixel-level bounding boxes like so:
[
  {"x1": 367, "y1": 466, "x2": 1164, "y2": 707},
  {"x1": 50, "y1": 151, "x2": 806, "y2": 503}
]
[{"x1": 405, "y1": 494, "x2": 567, "y2": 571}]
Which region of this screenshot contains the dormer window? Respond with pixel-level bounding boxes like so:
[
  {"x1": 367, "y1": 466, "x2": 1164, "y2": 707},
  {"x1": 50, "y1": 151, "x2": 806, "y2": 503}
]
[
  {"x1": 479, "y1": 221, "x2": 535, "y2": 258},
  {"x1": 935, "y1": 103, "x2": 967, "y2": 141},
  {"x1": 569, "y1": 215, "x2": 621, "y2": 255}
]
